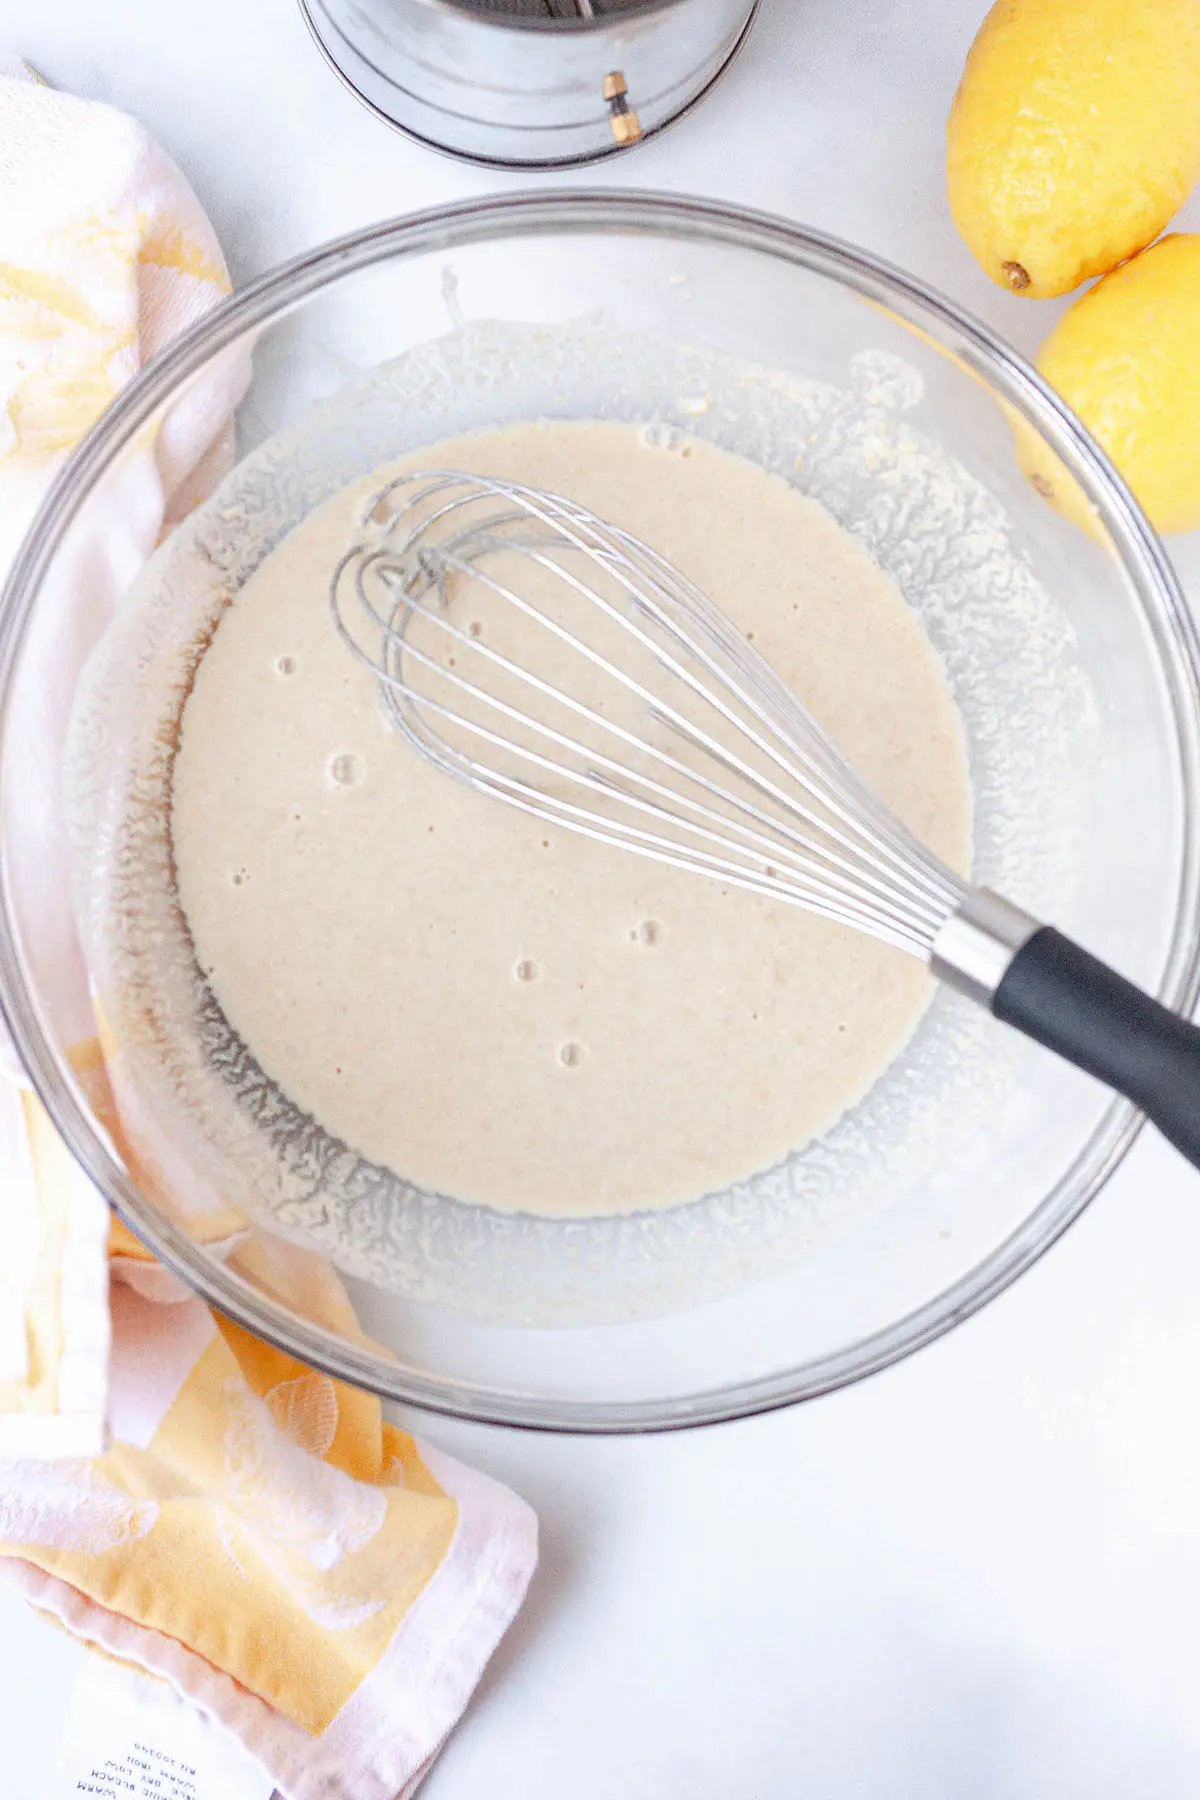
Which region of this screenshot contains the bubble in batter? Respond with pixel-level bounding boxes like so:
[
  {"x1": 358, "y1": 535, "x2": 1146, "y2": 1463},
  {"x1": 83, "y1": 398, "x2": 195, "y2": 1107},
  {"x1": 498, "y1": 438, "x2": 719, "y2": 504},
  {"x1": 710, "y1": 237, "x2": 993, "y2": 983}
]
[{"x1": 327, "y1": 752, "x2": 365, "y2": 789}]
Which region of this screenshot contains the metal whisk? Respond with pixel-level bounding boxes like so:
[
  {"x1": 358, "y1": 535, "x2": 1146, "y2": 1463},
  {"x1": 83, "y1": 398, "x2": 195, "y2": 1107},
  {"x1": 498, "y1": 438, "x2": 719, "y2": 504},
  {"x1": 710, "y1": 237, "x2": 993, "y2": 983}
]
[{"x1": 332, "y1": 469, "x2": 1200, "y2": 1171}]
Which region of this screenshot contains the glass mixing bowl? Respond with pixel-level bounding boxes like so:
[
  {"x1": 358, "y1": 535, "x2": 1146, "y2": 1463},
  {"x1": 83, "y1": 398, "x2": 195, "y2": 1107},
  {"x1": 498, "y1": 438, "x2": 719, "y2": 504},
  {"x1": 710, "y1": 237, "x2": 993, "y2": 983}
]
[{"x1": 2, "y1": 192, "x2": 1198, "y2": 1432}]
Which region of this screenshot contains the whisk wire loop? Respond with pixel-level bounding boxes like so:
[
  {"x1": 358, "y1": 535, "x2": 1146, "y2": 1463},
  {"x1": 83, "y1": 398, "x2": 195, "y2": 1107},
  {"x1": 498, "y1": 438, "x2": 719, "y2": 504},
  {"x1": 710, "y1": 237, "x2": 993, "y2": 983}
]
[
  {"x1": 341, "y1": 571, "x2": 936, "y2": 950},
  {"x1": 331, "y1": 470, "x2": 967, "y2": 959}
]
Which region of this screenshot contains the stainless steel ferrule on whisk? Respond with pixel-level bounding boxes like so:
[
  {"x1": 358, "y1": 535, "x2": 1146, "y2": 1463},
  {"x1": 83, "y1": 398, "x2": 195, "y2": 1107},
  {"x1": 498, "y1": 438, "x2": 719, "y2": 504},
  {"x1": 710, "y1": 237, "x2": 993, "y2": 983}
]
[{"x1": 332, "y1": 469, "x2": 1200, "y2": 1172}]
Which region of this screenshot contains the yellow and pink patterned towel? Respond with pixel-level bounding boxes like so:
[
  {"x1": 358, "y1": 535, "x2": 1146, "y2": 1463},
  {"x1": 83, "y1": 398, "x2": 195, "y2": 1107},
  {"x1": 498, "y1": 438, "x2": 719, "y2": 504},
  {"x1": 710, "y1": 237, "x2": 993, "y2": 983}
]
[{"x1": 0, "y1": 58, "x2": 536, "y2": 1800}]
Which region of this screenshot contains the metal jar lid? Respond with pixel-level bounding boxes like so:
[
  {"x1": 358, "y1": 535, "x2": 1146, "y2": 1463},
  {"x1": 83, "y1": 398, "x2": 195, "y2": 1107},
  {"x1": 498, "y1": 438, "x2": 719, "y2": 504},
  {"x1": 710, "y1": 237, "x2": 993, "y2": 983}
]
[{"x1": 299, "y1": 0, "x2": 760, "y2": 168}]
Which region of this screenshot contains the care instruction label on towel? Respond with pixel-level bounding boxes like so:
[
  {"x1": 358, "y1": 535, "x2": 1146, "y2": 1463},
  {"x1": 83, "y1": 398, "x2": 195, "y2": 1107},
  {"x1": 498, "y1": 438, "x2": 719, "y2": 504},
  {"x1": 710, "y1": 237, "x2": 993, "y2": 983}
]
[{"x1": 44, "y1": 1653, "x2": 275, "y2": 1800}]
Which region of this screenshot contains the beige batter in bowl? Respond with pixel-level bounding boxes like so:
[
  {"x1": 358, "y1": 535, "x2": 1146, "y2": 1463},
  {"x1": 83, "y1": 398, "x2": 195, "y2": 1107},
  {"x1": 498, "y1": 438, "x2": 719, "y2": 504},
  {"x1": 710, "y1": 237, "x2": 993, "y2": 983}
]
[{"x1": 169, "y1": 421, "x2": 972, "y2": 1221}]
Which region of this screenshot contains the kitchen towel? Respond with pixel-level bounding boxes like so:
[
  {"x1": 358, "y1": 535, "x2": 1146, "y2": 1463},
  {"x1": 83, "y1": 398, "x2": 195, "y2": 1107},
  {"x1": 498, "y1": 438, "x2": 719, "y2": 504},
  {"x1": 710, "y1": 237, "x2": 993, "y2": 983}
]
[
  {"x1": 0, "y1": 51, "x2": 244, "y2": 1459},
  {"x1": 0, "y1": 58, "x2": 536, "y2": 1800}
]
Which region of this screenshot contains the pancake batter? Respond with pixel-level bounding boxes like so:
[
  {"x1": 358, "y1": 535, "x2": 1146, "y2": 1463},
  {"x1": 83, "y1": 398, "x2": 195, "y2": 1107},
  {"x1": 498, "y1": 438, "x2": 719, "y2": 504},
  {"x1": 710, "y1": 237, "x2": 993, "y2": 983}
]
[{"x1": 171, "y1": 422, "x2": 971, "y2": 1217}]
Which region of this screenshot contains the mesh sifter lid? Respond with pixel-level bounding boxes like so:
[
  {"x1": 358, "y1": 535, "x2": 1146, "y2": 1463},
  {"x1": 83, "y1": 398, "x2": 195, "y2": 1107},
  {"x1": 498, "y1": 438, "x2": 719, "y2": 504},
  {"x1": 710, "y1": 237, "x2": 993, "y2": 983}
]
[{"x1": 452, "y1": 0, "x2": 657, "y2": 16}]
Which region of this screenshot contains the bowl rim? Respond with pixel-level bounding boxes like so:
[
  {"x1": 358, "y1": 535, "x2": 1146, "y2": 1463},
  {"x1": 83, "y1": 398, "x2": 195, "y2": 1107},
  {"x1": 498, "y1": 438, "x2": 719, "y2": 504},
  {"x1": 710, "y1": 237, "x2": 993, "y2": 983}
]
[{"x1": 2, "y1": 187, "x2": 1198, "y2": 1433}]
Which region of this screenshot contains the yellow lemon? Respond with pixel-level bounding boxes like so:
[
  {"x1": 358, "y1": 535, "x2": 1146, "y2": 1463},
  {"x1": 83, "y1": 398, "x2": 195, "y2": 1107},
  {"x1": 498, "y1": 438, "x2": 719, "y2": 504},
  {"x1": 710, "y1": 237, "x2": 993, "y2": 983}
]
[
  {"x1": 1018, "y1": 234, "x2": 1200, "y2": 536},
  {"x1": 948, "y1": 0, "x2": 1200, "y2": 298}
]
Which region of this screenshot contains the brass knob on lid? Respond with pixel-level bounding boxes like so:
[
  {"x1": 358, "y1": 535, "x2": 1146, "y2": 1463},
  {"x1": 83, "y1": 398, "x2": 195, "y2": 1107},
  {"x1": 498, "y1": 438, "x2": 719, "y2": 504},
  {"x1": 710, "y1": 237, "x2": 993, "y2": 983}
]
[{"x1": 603, "y1": 70, "x2": 642, "y2": 144}]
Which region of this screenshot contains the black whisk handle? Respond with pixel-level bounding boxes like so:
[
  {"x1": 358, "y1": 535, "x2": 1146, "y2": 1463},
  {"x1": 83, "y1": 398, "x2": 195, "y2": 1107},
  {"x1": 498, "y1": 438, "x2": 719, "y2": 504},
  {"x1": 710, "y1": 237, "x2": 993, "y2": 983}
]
[{"x1": 993, "y1": 927, "x2": 1200, "y2": 1170}]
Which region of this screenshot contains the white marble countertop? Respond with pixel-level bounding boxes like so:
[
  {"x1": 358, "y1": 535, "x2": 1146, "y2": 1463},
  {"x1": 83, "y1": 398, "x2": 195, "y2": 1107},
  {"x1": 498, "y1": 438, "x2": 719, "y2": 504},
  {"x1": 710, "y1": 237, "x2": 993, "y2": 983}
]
[{"x1": 6, "y1": 0, "x2": 1200, "y2": 1794}]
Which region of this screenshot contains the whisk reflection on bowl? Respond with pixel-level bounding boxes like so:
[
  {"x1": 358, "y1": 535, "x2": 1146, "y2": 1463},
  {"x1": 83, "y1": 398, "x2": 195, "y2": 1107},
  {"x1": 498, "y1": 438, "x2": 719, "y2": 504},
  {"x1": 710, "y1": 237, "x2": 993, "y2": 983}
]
[{"x1": 332, "y1": 469, "x2": 1200, "y2": 1172}]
